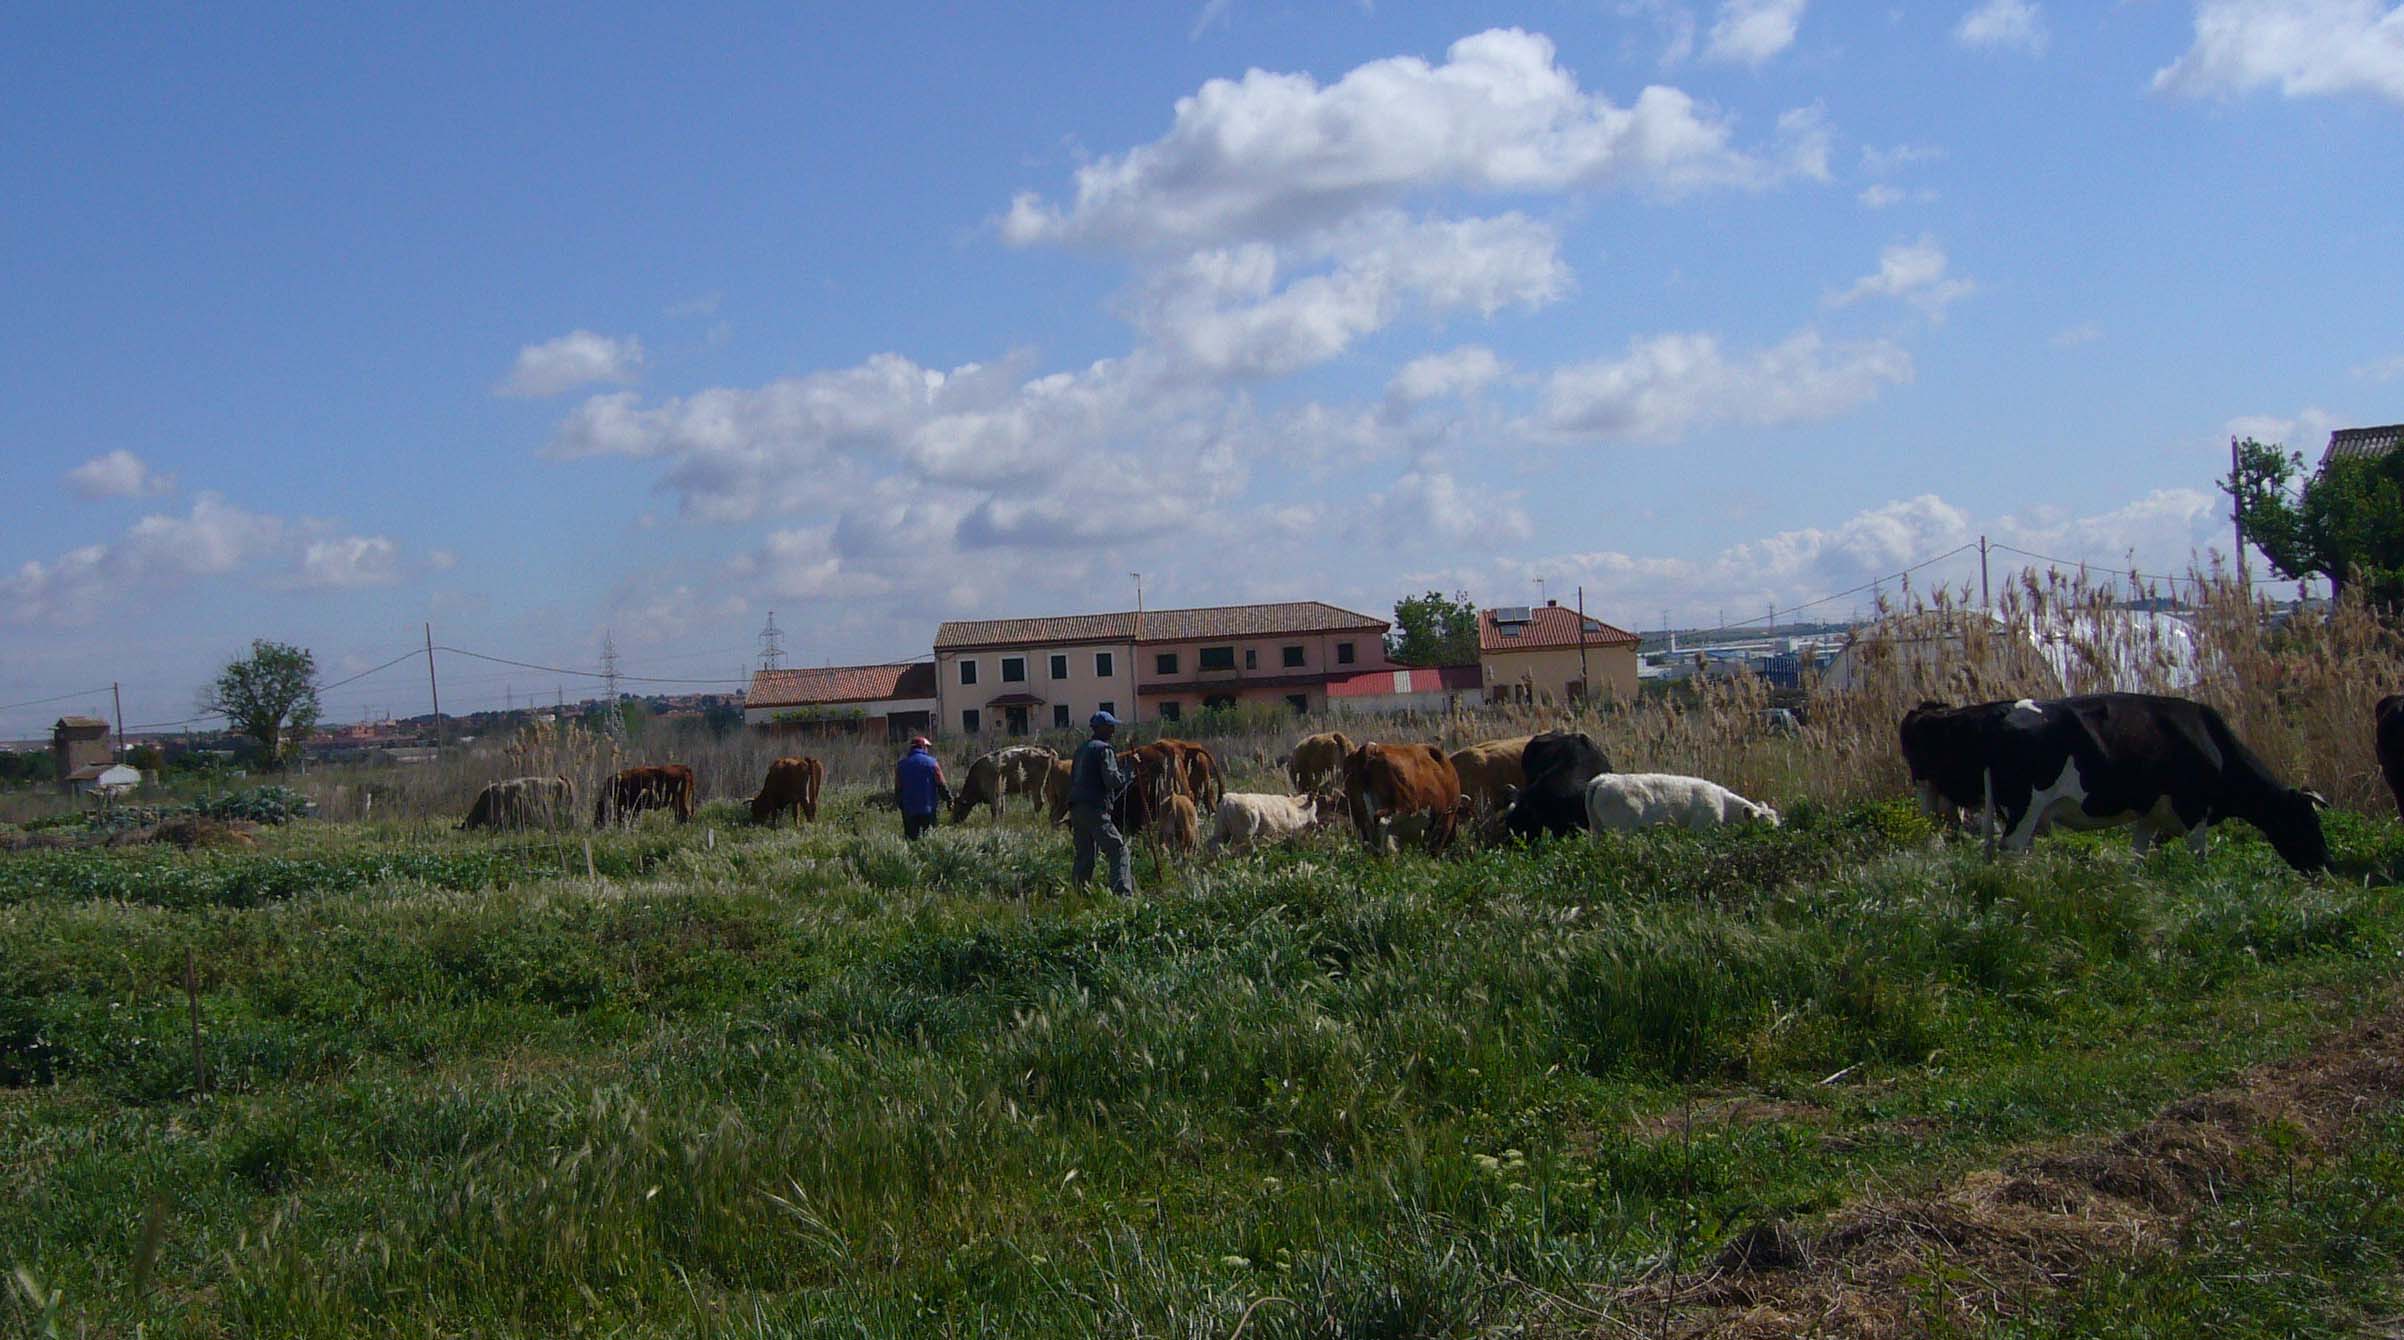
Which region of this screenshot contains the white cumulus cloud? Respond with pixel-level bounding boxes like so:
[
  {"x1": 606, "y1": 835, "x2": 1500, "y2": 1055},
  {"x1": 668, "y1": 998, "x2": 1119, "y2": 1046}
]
[
  {"x1": 65, "y1": 450, "x2": 176, "y2": 500},
  {"x1": 496, "y1": 330, "x2": 647, "y2": 398},
  {"x1": 296, "y1": 536, "x2": 401, "y2": 589},
  {"x1": 1705, "y1": 0, "x2": 1808, "y2": 66},
  {"x1": 1956, "y1": 0, "x2": 2049, "y2": 55},
  {"x1": 2154, "y1": 0, "x2": 2404, "y2": 104},
  {"x1": 1533, "y1": 328, "x2": 1913, "y2": 443},
  {"x1": 1002, "y1": 28, "x2": 1829, "y2": 252},
  {"x1": 1387, "y1": 347, "x2": 1508, "y2": 404},
  {"x1": 1826, "y1": 236, "x2": 1977, "y2": 320}
]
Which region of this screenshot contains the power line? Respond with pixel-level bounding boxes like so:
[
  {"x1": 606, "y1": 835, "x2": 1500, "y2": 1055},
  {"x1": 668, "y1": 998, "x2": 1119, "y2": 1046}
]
[
  {"x1": 433, "y1": 644, "x2": 750, "y2": 686},
  {"x1": 1696, "y1": 542, "x2": 1979, "y2": 639},
  {"x1": 1987, "y1": 543, "x2": 2205, "y2": 591},
  {"x1": 0, "y1": 685, "x2": 114, "y2": 715}
]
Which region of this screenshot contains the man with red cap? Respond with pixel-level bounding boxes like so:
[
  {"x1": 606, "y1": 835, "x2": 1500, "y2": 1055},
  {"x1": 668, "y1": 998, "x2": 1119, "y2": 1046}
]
[{"x1": 894, "y1": 736, "x2": 948, "y2": 841}]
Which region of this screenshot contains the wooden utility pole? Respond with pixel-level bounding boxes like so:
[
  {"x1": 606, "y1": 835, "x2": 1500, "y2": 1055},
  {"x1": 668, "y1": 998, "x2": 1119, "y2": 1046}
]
[
  {"x1": 1979, "y1": 535, "x2": 1991, "y2": 610},
  {"x1": 424, "y1": 623, "x2": 443, "y2": 748},
  {"x1": 1576, "y1": 586, "x2": 1591, "y2": 700},
  {"x1": 2231, "y1": 436, "x2": 2249, "y2": 590},
  {"x1": 111, "y1": 682, "x2": 124, "y2": 756}
]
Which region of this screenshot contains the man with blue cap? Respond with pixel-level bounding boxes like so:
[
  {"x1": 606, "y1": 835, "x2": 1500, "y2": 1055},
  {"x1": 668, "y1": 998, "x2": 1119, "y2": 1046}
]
[
  {"x1": 1065, "y1": 710, "x2": 1133, "y2": 894},
  {"x1": 893, "y1": 736, "x2": 948, "y2": 841}
]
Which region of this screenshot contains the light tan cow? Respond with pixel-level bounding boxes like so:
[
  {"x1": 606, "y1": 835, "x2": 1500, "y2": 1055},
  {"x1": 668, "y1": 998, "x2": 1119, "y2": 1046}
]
[
  {"x1": 1286, "y1": 730, "x2": 1355, "y2": 792},
  {"x1": 1448, "y1": 735, "x2": 1534, "y2": 819}
]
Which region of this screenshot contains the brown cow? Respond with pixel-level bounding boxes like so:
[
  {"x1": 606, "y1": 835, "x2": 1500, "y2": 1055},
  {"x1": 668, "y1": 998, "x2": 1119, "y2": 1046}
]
[
  {"x1": 1449, "y1": 735, "x2": 1534, "y2": 819},
  {"x1": 596, "y1": 764, "x2": 696, "y2": 827},
  {"x1": 750, "y1": 756, "x2": 824, "y2": 826},
  {"x1": 1286, "y1": 730, "x2": 1355, "y2": 792},
  {"x1": 1342, "y1": 741, "x2": 1465, "y2": 855},
  {"x1": 1044, "y1": 757, "x2": 1074, "y2": 826}
]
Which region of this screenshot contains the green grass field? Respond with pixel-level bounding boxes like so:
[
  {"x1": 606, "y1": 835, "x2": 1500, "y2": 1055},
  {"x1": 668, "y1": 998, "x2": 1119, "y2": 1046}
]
[{"x1": 8, "y1": 791, "x2": 2404, "y2": 1337}]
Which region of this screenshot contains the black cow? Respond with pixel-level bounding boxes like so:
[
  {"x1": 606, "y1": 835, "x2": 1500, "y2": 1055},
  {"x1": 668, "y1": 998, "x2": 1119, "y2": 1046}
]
[
  {"x1": 1499, "y1": 730, "x2": 1613, "y2": 839},
  {"x1": 1913, "y1": 693, "x2": 2327, "y2": 872},
  {"x1": 1898, "y1": 699, "x2": 2024, "y2": 827},
  {"x1": 2377, "y1": 695, "x2": 2404, "y2": 822}
]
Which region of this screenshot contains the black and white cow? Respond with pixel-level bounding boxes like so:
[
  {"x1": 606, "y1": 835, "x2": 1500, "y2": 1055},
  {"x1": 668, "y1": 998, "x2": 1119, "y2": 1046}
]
[
  {"x1": 1499, "y1": 730, "x2": 1613, "y2": 839},
  {"x1": 1907, "y1": 693, "x2": 2328, "y2": 872},
  {"x1": 1898, "y1": 699, "x2": 2022, "y2": 828},
  {"x1": 2377, "y1": 695, "x2": 2404, "y2": 823}
]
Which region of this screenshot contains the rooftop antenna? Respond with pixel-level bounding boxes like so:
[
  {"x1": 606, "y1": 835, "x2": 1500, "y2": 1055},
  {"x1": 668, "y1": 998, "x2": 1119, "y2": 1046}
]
[{"x1": 1534, "y1": 576, "x2": 1548, "y2": 606}]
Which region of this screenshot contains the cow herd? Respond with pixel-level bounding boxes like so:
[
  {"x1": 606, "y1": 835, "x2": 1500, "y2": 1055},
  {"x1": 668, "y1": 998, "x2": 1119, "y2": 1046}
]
[{"x1": 451, "y1": 688, "x2": 2385, "y2": 879}]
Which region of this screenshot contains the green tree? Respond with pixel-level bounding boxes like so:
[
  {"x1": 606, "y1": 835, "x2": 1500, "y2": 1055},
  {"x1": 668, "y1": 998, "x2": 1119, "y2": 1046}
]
[
  {"x1": 202, "y1": 640, "x2": 321, "y2": 767},
  {"x1": 1386, "y1": 590, "x2": 1483, "y2": 667},
  {"x1": 2224, "y1": 437, "x2": 2404, "y2": 603}
]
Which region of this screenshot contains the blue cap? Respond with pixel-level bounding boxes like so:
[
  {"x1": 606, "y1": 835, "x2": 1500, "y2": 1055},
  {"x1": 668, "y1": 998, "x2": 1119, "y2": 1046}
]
[{"x1": 1089, "y1": 710, "x2": 1119, "y2": 729}]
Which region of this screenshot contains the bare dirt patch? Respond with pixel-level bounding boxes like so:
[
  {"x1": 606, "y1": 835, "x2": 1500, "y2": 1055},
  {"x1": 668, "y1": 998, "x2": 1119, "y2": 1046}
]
[{"x1": 1593, "y1": 999, "x2": 2404, "y2": 1338}]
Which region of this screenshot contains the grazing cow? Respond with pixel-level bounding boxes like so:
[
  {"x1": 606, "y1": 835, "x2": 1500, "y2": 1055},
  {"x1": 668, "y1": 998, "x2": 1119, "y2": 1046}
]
[
  {"x1": 1159, "y1": 792, "x2": 1202, "y2": 856},
  {"x1": 1910, "y1": 693, "x2": 2328, "y2": 871},
  {"x1": 1586, "y1": 773, "x2": 1781, "y2": 833},
  {"x1": 949, "y1": 753, "x2": 1006, "y2": 824},
  {"x1": 1341, "y1": 742, "x2": 1466, "y2": 855},
  {"x1": 997, "y1": 745, "x2": 1061, "y2": 815},
  {"x1": 1207, "y1": 789, "x2": 1341, "y2": 854},
  {"x1": 2378, "y1": 695, "x2": 2404, "y2": 822},
  {"x1": 596, "y1": 765, "x2": 696, "y2": 827},
  {"x1": 1044, "y1": 757, "x2": 1074, "y2": 826},
  {"x1": 1499, "y1": 730, "x2": 1613, "y2": 840},
  {"x1": 1449, "y1": 735, "x2": 1535, "y2": 819},
  {"x1": 1286, "y1": 731, "x2": 1355, "y2": 792},
  {"x1": 1898, "y1": 700, "x2": 2024, "y2": 828},
  {"x1": 461, "y1": 775, "x2": 575, "y2": 831},
  {"x1": 1142, "y1": 738, "x2": 1225, "y2": 810},
  {"x1": 749, "y1": 756, "x2": 824, "y2": 826}
]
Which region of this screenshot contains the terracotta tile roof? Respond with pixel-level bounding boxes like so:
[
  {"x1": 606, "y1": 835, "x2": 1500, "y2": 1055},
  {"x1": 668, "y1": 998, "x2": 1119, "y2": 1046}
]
[
  {"x1": 1326, "y1": 665, "x2": 1484, "y2": 697},
  {"x1": 1479, "y1": 604, "x2": 1640, "y2": 653},
  {"x1": 746, "y1": 662, "x2": 936, "y2": 709},
  {"x1": 935, "y1": 601, "x2": 1387, "y2": 651},
  {"x1": 53, "y1": 716, "x2": 108, "y2": 731},
  {"x1": 2320, "y1": 423, "x2": 2404, "y2": 471}
]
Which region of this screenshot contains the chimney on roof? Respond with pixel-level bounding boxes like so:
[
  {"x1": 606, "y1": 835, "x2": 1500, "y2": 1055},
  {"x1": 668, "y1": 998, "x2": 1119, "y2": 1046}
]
[{"x1": 1546, "y1": 598, "x2": 1557, "y2": 607}]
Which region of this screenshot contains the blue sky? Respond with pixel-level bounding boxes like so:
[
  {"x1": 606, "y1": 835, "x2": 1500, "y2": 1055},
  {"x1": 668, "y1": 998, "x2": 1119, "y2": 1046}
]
[{"x1": 5, "y1": 0, "x2": 2402, "y2": 736}]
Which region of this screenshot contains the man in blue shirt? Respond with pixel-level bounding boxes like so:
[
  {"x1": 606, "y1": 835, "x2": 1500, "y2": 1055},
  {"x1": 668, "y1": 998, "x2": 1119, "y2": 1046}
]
[
  {"x1": 1066, "y1": 711, "x2": 1132, "y2": 894},
  {"x1": 894, "y1": 736, "x2": 948, "y2": 841}
]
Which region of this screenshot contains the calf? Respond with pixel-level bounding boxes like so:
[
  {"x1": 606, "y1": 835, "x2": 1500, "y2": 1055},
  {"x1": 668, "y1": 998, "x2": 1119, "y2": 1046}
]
[
  {"x1": 1206, "y1": 789, "x2": 1339, "y2": 854},
  {"x1": 1158, "y1": 792, "x2": 1202, "y2": 856},
  {"x1": 1586, "y1": 773, "x2": 1781, "y2": 833},
  {"x1": 749, "y1": 756, "x2": 824, "y2": 826}
]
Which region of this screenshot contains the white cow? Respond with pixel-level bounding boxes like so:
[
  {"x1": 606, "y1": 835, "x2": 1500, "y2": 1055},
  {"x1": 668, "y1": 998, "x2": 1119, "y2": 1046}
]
[
  {"x1": 1207, "y1": 790, "x2": 1338, "y2": 854},
  {"x1": 1585, "y1": 773, "x2": 1780, "y2": 833}
]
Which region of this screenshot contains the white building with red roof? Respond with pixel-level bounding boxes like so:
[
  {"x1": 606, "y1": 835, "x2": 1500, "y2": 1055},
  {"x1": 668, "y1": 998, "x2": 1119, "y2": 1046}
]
[{"x1": 743, "y1": 662, "x2": 939, "y2": 740}]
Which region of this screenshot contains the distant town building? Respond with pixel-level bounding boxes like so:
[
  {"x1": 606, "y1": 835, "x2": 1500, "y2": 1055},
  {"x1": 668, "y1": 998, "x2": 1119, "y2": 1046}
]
[
  {"x1": 2319, "y1": 422, "x2": 2404, "y2": 472},
  {"x1": 50, "y1": 715, "x2": 110, "y2": 794},
  {"x1": 1479, "y1": 602, "x2": 1641, "y2": 706},
  {"x1": 1326, "y1": 664, "x2": 1484, "y2": 714},
  {"x1": 744, "y1": 662, "x2": 938, "y2": 740},
  {"x1": 932, "y1": 601, "x2": 1393, "y2": 737}
]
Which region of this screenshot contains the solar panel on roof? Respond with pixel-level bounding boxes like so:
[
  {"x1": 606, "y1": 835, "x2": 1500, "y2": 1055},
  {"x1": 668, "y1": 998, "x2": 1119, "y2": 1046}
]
[{"x1": 1494, "y1": 605, "x2": 1532, "y2": 623}]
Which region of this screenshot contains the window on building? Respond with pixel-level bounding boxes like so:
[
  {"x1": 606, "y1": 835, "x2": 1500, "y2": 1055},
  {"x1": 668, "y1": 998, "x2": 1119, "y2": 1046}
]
[
  {"x1": 959, "y1": 659, "x2": 978, "y2": 686},
  {"x1": 1286, "y1": 694, "x2": 1309, "y2": 713},
  {"x1": 1244, "y1": 648, "x2": 1258, "y2": 670},
  {"x1": 1204, "y1": 694, "x2": 1236, "y2": 711},
  {"x1": 1002, "y1": 656, "x2": 1026, "y2": 683},
  {"x1": 1282, "y1": 645, "x2": 1305, "y2": 668},
  {"x1": 1336, "y1": 641, "x2": 1356, "y2": 665},
  {"x1": 1155, "y1": 652, "x2": 1180, "y2": 675},
  {"x1": 1098, "y1": 700, "x2": 1115, "y2": 716},
  {"x1": 1049, "y1": 654, "x2": 1068, "y2": 680},
  {"x1": 1095, "y1": 652, "x2": 1114, "y2": 678},
  {"x1": 1158, "y1": 701, "x2": 1182, "y2": 722},
  {"x1": 1199, "y1": 646, "x2": 1236, "y2": 671},
  {"x1": 1052, "y1": 704, "x2": 1070, "y2": 729},
  {"x1": 962, "y1": 708, "x2": 981, "y2": 734}
]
